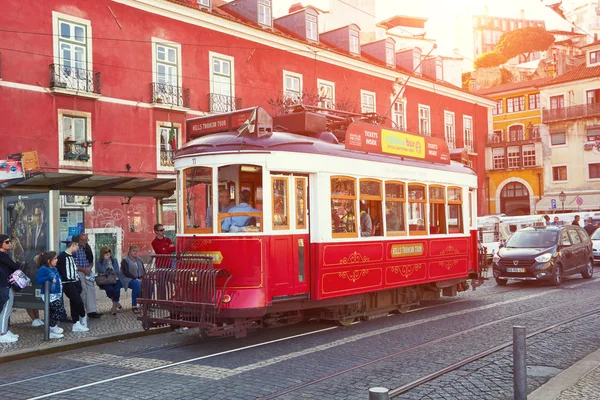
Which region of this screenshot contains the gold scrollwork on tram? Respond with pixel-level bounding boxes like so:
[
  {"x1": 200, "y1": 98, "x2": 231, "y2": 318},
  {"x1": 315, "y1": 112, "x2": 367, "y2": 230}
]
[
  {"x1": 440, "y1": 245, "x2": 460, "y2": 256},
  {"x1": 339, "y1": 251, "x2": 371, "y2": 264},
  {"x1": 439, "y1": 259, "x2": 459, "y2": 271},
  {"x1": 338, "y1": 269, "x2": 369, "y2": 283},
  {"x1": 389, "y1": 263, "x2": 424, "y2": 279}
]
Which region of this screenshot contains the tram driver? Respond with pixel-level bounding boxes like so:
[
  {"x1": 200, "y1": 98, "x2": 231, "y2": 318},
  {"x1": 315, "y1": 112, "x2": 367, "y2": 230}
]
[{"x1": 221, "y1": 190, "x2": 260, "y2": 232}]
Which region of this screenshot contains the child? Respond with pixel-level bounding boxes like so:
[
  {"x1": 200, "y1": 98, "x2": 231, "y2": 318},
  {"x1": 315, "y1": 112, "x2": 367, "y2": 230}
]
[{"x1": 35, "y1": 252, "x2": 66, "y2": 339}]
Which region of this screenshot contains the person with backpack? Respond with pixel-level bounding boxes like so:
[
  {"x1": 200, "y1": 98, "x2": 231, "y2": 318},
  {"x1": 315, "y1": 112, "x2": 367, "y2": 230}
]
[
  {"x1": 35, "y1": 251, "x2": 66, "y2": 339},
  {"x1": 0, "y1": 233, "x2": 21, "y2": 343}
]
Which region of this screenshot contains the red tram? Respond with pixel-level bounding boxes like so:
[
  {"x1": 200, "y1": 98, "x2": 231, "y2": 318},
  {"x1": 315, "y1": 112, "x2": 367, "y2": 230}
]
[{"x1": 139, "y1": 106, "x2": 483, "y2": 338}]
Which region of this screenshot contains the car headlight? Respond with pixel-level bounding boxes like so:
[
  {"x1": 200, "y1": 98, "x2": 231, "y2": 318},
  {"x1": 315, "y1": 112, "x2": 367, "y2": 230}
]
[
  {"x1": 493, "y1": 253, "x2": 500, "y2": 263},
  {"x1": 535, "y1": 253, "x2": 552, "y2": 263}
]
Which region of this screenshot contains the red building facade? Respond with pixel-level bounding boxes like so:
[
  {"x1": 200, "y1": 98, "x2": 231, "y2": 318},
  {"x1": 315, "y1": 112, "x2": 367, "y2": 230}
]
[{"x1": 0, "y1": 0, "x2": 494, "y2": 257}]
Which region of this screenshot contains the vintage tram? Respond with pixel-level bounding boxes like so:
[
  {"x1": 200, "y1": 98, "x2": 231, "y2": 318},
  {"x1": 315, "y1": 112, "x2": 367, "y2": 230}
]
[{"x1": 139, "y1": 106, "x2": 482, "y2": 338}]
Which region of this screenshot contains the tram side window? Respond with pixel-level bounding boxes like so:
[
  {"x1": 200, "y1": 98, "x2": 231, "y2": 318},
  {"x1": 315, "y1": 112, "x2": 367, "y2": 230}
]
[
  {"x1": 295, "y1": 177, "x2": 307, "y2": 229},
  {"x1": 359, "y1": 179, "x2": 383, "y2": 237},
  {"x1": 408, "y1": 184, "x2": 427, "y2": 235},
  {"x1": 448, "y1": 187, "x2": 463, "y2": 233},
  {"x1": 385, "y1": 182, "x2": 406, "y2": 235},
  {"x1": 429, "y1": 186, "x2": 446, "y2": 234},
  {"x1": 272, "y1": 177, "x2": 289, "y2": 229},
  {"x1": 331, "y1": 176, "x2": 357, "y2": 237},
  {"x1": 184, "y1": 167, "x2": 212, "y2": 232},
  {"x1": 218, "y1": 164, "x2": 263, "y2": 233}
]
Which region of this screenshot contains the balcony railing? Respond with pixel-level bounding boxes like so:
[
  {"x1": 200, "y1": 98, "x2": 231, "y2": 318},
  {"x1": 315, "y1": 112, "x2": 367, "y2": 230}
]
[
  {"x1": 159, "y1": 145, "x2": 174, "y2": 168},
  {"x1": 151, "y1": 83, "x2": 190, "y2": 108},
  {"x1": 50, "y1": 64, "x2": 101, "y2": 94},
  {"x1": 208, "y1": 93, "x2": 242, "y2": 113},
  {"x1": 64, "y1": 140, "x2": 90, "y2": 162},
  {"x1": 542, "y1": 103, "x2": 600, "y2": 123},
  {"x1": 487, "y1": 131, "x2": 541, "y2": 145}
]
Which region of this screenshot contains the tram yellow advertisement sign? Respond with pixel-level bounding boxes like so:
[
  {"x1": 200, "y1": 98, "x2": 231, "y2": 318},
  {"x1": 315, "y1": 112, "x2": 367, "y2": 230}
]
[
  {"x1": 381, "y1": 129, "x2": 426, "y2": 159},
  {"x1": 391, "y1": 243, "x2": 424, "y2": 258}
]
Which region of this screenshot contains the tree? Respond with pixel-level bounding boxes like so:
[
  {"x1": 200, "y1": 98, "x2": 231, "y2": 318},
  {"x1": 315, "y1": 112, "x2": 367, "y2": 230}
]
[
  {"x1": 474, "y1": 51, "x2": 508, "y2": 69},
  {"x1": 495, "y1": 26, "x2": 555, "y2": 62}
]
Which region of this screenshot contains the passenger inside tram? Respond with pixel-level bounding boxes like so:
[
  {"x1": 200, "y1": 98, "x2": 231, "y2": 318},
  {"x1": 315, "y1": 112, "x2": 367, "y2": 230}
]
[{"x1": 221, "y1": 189, "x2": 260, "y2": 232}]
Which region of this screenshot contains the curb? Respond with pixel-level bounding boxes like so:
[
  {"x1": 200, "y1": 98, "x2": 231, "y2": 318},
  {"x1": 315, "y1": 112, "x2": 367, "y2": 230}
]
[{"x1": 0, "y1": 327, "x2": 172, "y2": 363}]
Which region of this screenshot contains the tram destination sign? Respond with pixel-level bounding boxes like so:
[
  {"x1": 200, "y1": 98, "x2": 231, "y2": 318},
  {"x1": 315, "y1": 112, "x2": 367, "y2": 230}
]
[
  {"x1": 345, "y1": 122, "x2": 451, "y2": 164},
  {"x1": 188, "y1": 109, "x2": 254, "y2": 137}
]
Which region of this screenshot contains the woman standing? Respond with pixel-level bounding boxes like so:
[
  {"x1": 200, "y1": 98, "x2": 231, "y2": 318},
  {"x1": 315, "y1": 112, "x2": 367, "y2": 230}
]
[
  {"x1": 96, "y1": 247, "x2": 123, "y2": 315},
  {"x1": 0, "y1": 234, "x2": 21, "y2": 343},
  {"x1": 120, "y1": 245, "x2": 145, "y2": 313}
]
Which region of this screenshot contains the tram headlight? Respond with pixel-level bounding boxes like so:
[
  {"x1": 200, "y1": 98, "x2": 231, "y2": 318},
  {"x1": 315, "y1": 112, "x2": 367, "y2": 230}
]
[
  {"x1": 222, "y1": 294, "x2": 232, "y2": 303},
  {"x1": 535, "y1": 253, "x2": 552, "y2": 263}
]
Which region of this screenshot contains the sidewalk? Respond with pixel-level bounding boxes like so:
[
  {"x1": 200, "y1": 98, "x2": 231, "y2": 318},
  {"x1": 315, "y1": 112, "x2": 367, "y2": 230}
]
[
  {"x1": 529, "y1": 348, "x2": 600, "y2": 400},
  {"x1": 0, "y1": 286, "x2": 169, "y2": 362}
]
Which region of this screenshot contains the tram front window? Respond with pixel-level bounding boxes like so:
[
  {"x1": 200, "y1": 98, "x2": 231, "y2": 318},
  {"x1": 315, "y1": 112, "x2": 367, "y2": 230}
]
[
  {"x1": 218, "y1": 164, "x2": 262, "y2": 233},
  {"x1": 184, "y1": 167, "x2": 212, "y2": 232}
]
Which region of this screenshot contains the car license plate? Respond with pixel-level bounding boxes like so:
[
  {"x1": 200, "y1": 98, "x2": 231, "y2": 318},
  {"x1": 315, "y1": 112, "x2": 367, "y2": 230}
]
[{"x1": 507, "y1": 267, "x2": 525, "y2": 273}]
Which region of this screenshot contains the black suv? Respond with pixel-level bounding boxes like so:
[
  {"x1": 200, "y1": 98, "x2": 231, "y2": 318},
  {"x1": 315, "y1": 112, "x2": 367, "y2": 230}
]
[{"x1": 492, "y1": 225, "x2": 594, "y2": 286}]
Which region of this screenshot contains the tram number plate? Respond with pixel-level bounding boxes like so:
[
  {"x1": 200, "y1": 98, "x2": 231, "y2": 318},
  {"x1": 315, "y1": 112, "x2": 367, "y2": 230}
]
[{"x1": 507, "y1": 267, "x2": 525, "y2": 273}]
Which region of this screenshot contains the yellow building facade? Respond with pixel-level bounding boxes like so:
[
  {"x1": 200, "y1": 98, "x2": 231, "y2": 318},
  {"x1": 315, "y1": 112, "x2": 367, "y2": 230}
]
[{"x1": 477, "y1": 78, "x2": 548, "y2": 215}]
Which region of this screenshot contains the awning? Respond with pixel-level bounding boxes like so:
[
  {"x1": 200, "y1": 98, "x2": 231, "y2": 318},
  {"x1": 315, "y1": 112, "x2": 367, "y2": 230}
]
[
  {"x1": 536, "y1": 193, "x2": 600, "y2": 212},
  {"x1": 0, "y1": 171, "x2": 175, "y2": 199}
]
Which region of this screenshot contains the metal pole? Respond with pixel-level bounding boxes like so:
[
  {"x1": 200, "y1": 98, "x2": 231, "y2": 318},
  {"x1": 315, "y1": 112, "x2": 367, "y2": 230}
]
[
  {"x1": 368, "y1": 387, "x2": 389, "y2": 400},
  {"x1": 43, "y1": 281, "x2": 50, "y2": 341},
  {"x1": 513, "y1": 326, "x2": 527, "y2": 400}
]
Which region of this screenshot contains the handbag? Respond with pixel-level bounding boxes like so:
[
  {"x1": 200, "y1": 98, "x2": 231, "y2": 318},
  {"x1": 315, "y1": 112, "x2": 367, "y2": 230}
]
[
  {"x1": 9, "y1": 269, "x2": 31, "y2": 292},
  {"x1": 95, "y1": 272, "x2": 117, "y2": 287}
]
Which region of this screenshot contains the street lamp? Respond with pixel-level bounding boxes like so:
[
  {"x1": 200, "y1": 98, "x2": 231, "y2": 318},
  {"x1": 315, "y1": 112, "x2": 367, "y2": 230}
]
[{"x1": 559, "y1": 191, "x2": 566, "y2": 212}]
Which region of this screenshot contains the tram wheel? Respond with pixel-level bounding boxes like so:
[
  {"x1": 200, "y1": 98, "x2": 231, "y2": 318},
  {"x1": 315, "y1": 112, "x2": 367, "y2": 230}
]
[
  {"x1": 336, "y1": 317, "x2": 356, "y2": 326},
  {"x1": 396, "y1": 305, "x2": 411, "y2": 314}
]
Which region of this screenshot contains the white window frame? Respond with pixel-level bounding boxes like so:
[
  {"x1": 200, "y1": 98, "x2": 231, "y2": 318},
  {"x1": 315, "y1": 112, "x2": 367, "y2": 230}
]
[
  {"x1": 258, "y1": 0, "x2": 272, "y2": 27},
  {"x1": 156, "y1": 121, "x2": 182, "y2": 172},
  {"x1": 152, "y1": 37, "x2": 182, "y2": 87},
  {"x1": 413, "y1": 51, "x2": 421, "y2": 74},
  {"x1": 444, "y1": 111, "x2": 456, "y2": 150},
  {"x1": 522, "y1": 144, "x2": 536, "y2": 167},
  {"x1": 317, "y1": 79, "x2": 335, "y2": 109},
  {"x1": 492, "y1": 100, "x2": 503, "y2": 115},
  {"x1": 306, "y1": 14, "x2": 318, "y2": 41},
  {"x1": 418, "y1": 104, "x2": 430, "y2": 136},
  {"x1": 349, "y1": 30, "x2": 360, "y2": 54},
  {"x1": 507, "y1": 146, "x2": 520, "y2": 168},
  {"x1": 209, "y1": 51, "x2": 236, "y2": 112},
  {"x1": 492, "y1": 148, "x2": 505, "y2": 169},
  {"x1": 360, "y1": 90, "x2": 376, "y2": 113},
  {"x1": 385, "y1": 42, "x2": 395, "y2": 66},
  {"x1": 463, "y1": 115, "x2": 473, "y2": 152},
  {"x1": 550, "y1": 95, "x2": 564, "y2": 109},
  {"x1": 283, "y1": 70, "x2": 303, "y2": 103},
  {"x1": 392, "y1": 101, "x2": 406, "y2": 130},
  {"x1": 552, "y1": 165, "x2": 568, "y2": 182},
  {"x1": 550, "y1": 130, "x2": 568, "y2": 147},
  {"x1": 197, "y1": 0, "x2": 211, "y2": 7},
  {"x1": 58, "y1": 109, "x2": 92, "y2": 167}
]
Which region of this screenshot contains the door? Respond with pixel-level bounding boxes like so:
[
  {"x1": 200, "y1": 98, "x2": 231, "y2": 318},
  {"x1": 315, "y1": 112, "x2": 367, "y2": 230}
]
[
  {"x1": 559, "y1": 230, "x2": 575, "y2": 274},
  {"x1": 566, "y1": 229, "x2": 584, "y2": 272}
]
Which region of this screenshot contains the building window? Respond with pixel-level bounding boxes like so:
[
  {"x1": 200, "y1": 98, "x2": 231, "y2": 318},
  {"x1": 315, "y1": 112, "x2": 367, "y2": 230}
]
[
  {"x1": 59, "y1": 110, "x2": 92, "y2": 164},
  {"x1": 507, "y1": 96, "x2": 525, "y2": 113},
  {"x1": 283, "y1": 71, "x2": 302, "y2": 103},
  {"x1": 419, "y1": 105, "x2": 430, "y2": 136},
  {"x1": 197, "y1": 0, "x2": 210, "y2": 7},
  {"x1": 52, "y1": 13, "x2": 93, "y2": 92},
  {"x1": 552, "y1": 166, "x2": 567, "y2": 181},
  {"x1": 435, "y1": 58, "x2": 443, "y2": 80},
  {"x1": 522, "y1": 144, "x2": 536, "y2": 167},
  {"x1": 349, "y1": 30, "x2": 360, "y2": 54},
  {"x1": 589, "y1": 163, "x2": 600, "y2": 179},
  {"x1": 306, "y1": 14, "x2": 318, "y2": 41},
  {"x1": 444, "y1": 111, "x2": 455, "y2": 150},
  {"x1": 507, "y1": 146, "x2": 520, "y2": 168},
  {"x1": 493, "y1": 148, "x2": 505, "y2": 169},
  {"x1": 317, "y1": 79, "x2": 335, "y2": 109},
  {"x1": 157, "y1": 122, "x2": 180, "y2": 170},
  {"x1": 413, "y1": 51, "x2": 421, "y2": 74},
  {"x1": 587, "y1": 127, "x2": 600, "y2": 141},
  {"x1": 156, "y1": 43, "x2": 179, "y2": 86},
  {"x1": 492, "y1": 100, "x2": 503, "y2": 115},
  {"x1": 590, "y1": 50, "x2": 600, "y2": 65},
  {"x1": 528, "y1": 93, "x2": 540, "y2": 109},
  {"x1": 152, "y1": 39, "x2": 184, "y2": 106},
  {"x1": 550, "y1": 95, "x2": 564, "y2": 109},
  {"x1": 209, "y1": 52, "x2": 236, "y2": 113},
  {"x1": 258, "y1": 0, "x2": 272, "y2": 27},
  {"x1": 550, "y1": 131, "x2": 566, "y2": 146},
  {"x1": 463, "y1": 116, "x2": 473, "y2": 152},
  {"x1": 392, "y1": 101, "x2": 405, "y2": 130},
  {"x1": 386, "y1": 42, "x2": 395, "y2": 66},
  {"x1": 586, "y1": 89, "x2": 600, "y2": 104},
  {"x1": 361, "y1": 90, "x2": 376, "y2": 113},
  {"x1": 508, "y1": 125, "x2": 524, "y2": 142}
]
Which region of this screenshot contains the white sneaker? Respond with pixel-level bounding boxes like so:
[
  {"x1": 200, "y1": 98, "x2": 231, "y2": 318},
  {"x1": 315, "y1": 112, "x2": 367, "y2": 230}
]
[
  {"x1": 50, "y1": 326, "x2": 64, "y2": 334},
  {"x1": 72, "y1": 321, "x2": 89, "y2": 332},
  {"x1": 0, "y1": 334, "x2": 18, "y2": 343},
  {"x1": 49, "y1": 331, "x2": 64, "y2": 339},
  {"x1": 31, "y1": 319, "x2": 44, "y2": 327},
  {"x1": 6, "y1": 330, "x2": 19, "y2": 339},
  {"x1": 80, "y1": 316, "x2": 88, "y2": 327}
]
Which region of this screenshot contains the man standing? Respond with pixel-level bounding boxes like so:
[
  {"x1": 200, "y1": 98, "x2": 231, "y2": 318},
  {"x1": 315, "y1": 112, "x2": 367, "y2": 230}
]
[
  {"x1": 75, "y1": 233, "x2": 102, "y2": 319},
  {"x1": 152, "y1": 224, "x2": 176, "y2": 268},
  {"x1": 571, "y1": 215, "x2": 581, "y2": 227},
  {"x1": 206, "y1": 189, "x2": 234, "y2": 228},
  {"x1": 584, "y1": 218, "x2": 596, "y2": 236},
  {"x1": 543, "y1": 215, "x2": 551, "y2": 226},
  {"x1": 552, "y1": 217, "x2": 561, "y2": 226},
  {"x1": 56, "y1": 235, "x2": 89, "y2": 332},
  {"x1": 29, "y1": 207, "x2": 47, "y2": 253}
]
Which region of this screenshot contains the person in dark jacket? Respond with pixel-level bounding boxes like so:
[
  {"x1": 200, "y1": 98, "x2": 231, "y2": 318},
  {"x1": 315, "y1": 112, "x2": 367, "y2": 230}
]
[
  {"x1": 0, "y1": 233, "x2": 21, "y2": 343},
  {"x1": 584, "y1": 218, "x2": 596, "y2": 236},
  {"x1": 120, "y1": 245, "x2": 145, "y2": 313},
  {"x1": 96, "y1": 246, "x2": 123, "y2": 315},
  {"x1": 56, "y1": 235, "x2": 89, "y2": 333},
  {"x1": 35, "y1": 251, "x2": 66, "y2": 339}
]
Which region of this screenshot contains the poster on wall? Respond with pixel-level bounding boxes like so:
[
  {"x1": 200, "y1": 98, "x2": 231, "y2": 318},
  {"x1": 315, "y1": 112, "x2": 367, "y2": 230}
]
[
  {"x1": 3, "y1": 194, "x2": 49, "y2": 278},
  {"x1": 59, "y1": 209, "x2": 84, "y2": 252}
]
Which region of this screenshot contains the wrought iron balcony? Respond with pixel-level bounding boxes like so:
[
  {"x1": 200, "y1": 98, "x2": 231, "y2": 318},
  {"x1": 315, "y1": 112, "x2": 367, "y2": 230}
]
[
  {"x1": 542, "y1": 103, "x2": 600, "y2": 123},
  {"x1": 208, "y1": 93, "x2": 242, "y2": 113},
  {"x1": 487, "y1": 129, "x2": 541, "y2": 145},
  {"x1": 63, "y1": 140, "x2": 90, "y2": 162},
  {"x1": 49, "y1": 64, "x2": 101, "y2": 94},
  {"x1": 159, "y1": 145, "x2": 174, "y2": 168},
  {"x1": 151, "y1": 83, "x2": 190, "y2": 108}
]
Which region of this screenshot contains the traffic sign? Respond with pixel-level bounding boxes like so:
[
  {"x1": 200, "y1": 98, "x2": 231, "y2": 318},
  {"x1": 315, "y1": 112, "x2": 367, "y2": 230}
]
[
  {"x1": 550, "y1": 199, "x2": 557, "y2": 209},
  {"x1": 576, "y1": 196, "x2": 584, "y2": 206}
]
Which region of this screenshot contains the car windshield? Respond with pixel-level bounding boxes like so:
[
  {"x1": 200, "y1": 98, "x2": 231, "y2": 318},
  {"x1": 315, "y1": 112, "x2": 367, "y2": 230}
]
[{"x1": 505, "y1": 230, "x2": 558, "y2": 248}]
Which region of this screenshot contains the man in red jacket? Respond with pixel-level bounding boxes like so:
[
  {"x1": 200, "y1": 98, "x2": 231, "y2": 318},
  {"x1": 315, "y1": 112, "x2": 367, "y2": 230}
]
[{"x1": 151, "y1": 224, "x2": 175, "y2": 268}]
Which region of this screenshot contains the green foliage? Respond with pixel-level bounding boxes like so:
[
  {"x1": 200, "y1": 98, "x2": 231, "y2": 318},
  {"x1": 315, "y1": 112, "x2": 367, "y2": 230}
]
[
  {"x1": 495, "y1": 26, "x2": 555, "y2": 62},
  {"x1": 474, "y1": 51, "x2": 508, "y2": 69}
]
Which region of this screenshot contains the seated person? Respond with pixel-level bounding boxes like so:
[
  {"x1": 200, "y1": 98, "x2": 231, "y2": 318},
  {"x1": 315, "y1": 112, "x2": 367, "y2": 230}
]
[
  {"x1": 221, "y1": 190, "x2": 260, "y2": 232},
  {"x1": 359, "y1": 204, "x2": 372, "y2": 237},
  {"x1": 386, "y1": 210, "x2": 400, "y2": 232},
  {"x1": 206, "y1": 188, "x2": 234, "y2": 228}
]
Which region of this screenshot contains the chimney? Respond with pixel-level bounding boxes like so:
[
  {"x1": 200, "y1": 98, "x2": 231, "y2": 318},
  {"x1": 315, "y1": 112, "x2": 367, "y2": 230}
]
[
  {"x1": 595, "y1": 33, "x2": 598, "y2": 42},
  {"x1": 519, "y1": 9, "x2": 525, "y2": 19},
  {"x1": 289, "y1": 2, "x2": 303, "y2": 13}
]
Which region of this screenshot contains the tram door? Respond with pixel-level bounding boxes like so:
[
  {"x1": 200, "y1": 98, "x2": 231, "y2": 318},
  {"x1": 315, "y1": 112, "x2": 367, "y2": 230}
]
[{"x1": 269, "y1": 174, "x2": 310, "y2": 298}]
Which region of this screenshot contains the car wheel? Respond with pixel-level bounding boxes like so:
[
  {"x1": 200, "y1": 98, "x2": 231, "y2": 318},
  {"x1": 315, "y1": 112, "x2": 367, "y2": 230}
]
[
  {"x1": 495, "y1": 277, "x2": 508, "y2": 286},
  {"x1": 551, "y1": 264, "x2": 562, "y2": 286},
  {"x1": 582, "y1": 259, "x2": 594, "y2": 279}
]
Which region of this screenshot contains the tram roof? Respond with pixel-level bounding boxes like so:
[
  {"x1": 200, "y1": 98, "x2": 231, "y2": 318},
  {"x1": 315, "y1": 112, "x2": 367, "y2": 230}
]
[{"x1": 178, "y1": 130, "x2": 476, "y2": 175}]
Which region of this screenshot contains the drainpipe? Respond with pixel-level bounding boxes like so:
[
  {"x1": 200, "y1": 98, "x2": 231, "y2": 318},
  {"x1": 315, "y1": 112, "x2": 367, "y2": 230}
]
[{"x1": 486, "y1": 177, "x2": 491, "y2": 215}]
